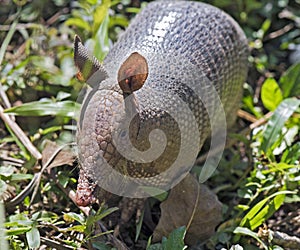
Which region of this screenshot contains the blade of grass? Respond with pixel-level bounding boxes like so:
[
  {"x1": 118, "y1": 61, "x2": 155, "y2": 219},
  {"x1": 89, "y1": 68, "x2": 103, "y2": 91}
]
[
  {"x1": 0, "y1": 14, "x2": 19, "y2": 111},
  {"x1": 234, "y1": 227, "x2": 268, "y2": 250},
  {"x1": 4, "y1": 100, "x2": 80, "y2": 118},
  {"x1": 0, "y1": 13, "x2": 18, "y2": 66}
]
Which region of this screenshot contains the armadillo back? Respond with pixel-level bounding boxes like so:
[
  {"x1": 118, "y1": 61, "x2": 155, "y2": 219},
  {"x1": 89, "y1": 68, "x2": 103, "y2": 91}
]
[{"x1": 104, "y1": 0, "x2": 248, "y2": 129}]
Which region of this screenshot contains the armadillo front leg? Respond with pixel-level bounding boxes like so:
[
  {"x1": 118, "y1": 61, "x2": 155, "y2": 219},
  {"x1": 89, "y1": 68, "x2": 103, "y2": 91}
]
[{"x1": 114, "y1": 197, "x2": 146, "y2": 237}]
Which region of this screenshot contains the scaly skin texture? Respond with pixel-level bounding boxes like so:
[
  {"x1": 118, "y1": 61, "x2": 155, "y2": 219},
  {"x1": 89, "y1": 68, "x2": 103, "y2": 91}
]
[{"x1": 76, "y1": 1, "x2": 248, "y2": 207}]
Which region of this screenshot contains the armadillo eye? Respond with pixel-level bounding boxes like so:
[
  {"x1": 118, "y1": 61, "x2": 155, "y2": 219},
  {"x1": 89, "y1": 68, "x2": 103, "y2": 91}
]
[{"x1": 120, "y1": 130, "x2": 127, "y2": 138}]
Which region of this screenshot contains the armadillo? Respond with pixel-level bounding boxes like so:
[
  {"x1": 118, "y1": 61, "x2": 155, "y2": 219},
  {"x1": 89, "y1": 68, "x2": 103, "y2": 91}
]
[{"x1": 74, "y1": 0, "x2": 248, "y2": 206}]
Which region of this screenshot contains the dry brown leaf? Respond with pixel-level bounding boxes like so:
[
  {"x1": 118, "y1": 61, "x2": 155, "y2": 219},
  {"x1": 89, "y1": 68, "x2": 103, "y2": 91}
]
[
  {"x1": 153, "y1": 173, "x2": 222, "y2": 245},
  {"x1": 42, "y1": 140, "x2": 75, "y2": 169}
]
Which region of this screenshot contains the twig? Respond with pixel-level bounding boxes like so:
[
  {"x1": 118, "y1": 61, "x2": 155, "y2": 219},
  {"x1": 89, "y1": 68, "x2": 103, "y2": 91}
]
[
  {"x1": 0, "y1": 155, "x2": 24, "y2": 167},
  {"x1": 264, "y1": 23, "x2": 294, "y2": 41},
  {"x1": 0, "y1": 81, "x2": 15, "y2": 122},
  {"x1": 0, "y1": 104, "x2": 42, "y2": 160},
  {"x1": 249, "y1": 111, "x2": 273, "y2": 130},
  {"x1": 40, "y1": 237, "x2": 78, "y2": 250},
  {"x1": 268, "y1": 230, "x2": 300, "y2": 249},
  {"x1": 45, "y1": 8, "x2": 69, "y2": 26},
  {"x1": 237, "y1": 109, "x2": 273, "y2": 130},
  {"x1": 7, "y1": 41, "x2": 26, "y2": 62},
  {"x1": 237, "y1": 109, "x2": 257, "y2": 123}
]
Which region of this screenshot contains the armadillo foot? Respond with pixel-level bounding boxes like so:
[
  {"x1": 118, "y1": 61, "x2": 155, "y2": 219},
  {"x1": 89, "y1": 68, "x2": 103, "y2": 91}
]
[{"x1": 114, "y1": 197, "x2": 146, "y2": 237}]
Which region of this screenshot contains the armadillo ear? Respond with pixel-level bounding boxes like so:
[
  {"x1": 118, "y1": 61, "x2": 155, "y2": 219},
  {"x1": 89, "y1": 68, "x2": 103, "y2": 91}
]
[
  {"x1": 74, "y1": 35, "x2": 108, "y2": 87},
  {"x1": 118, "y1": 52, "x2": 148, "y2": 93}
]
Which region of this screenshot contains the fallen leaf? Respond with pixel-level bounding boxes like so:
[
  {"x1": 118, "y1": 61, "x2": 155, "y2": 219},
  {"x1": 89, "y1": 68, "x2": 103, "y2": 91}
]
[
  {"x1": 42, "y1": 140, "x2": 75, "y2": 169},
  {"x1": 153, "y1": 174, "x2": 222, "y2": 245}
]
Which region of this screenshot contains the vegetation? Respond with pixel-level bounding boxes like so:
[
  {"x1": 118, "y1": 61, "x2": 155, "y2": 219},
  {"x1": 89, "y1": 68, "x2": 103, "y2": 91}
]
[{"x1": 0, "y1": 0, "x2": 299, "y2": 249}]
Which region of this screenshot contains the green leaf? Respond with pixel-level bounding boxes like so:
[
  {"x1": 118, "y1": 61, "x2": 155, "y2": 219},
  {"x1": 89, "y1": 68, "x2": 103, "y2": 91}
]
[
  {"x1": 56, "y1": 91, "x2": 71, "y2": 101},
  {"x1": 109, "y1": 15, "x2": 129, "y2": 28},
  {"x1": 280, "y1": 62, "x2": 300, "y2": 98},
  {"x1": 242, "y1": 95, "x2": 262, "y2": 118},
  {"x1": 62, "y1": 225, "x2": 86, "y2": 233},
  {"x1": 161, "y1": 226, "x2": 187, "y2": 250},
  {"x1": 240, "y1": 190, "x2": 295, "y2": 230},
  {"x1": 94, "y1": 12, "x2": 110, "y2": 61},
  {"x1": 4, "y1": 100, "x2": 80, "y2": 118},
  {"x1": 10, "y1": 174, "x2": 33, "y2": 181},
  {"x1": 261, "y1": 19, "x2": 271, "y2": 33},
  {"x1": 0, "y1": 179, "x2": 7, "y2": 197},
  {"x1": 23, "y1": 196, "x2": 30, "y2": 207},
  {"x1": 147, "y1": 243, "x2": 163, "y2": 250},
  {"x1": 0, "y1": 166, "x2": 14, "y2": 177},
  {"x1": 135, "y1": 209, "x2": 144, "y2": 242},
  {"x1": 8, "y1": 213, "x2": 31, "y2": 225},
  {"x1": 26, "y1": 227, "x2": 40, "y2": 249},
  {"x1": 125, "y1": 7, "x2": 142, "y2": 14},
  {"x1": 93, "y1": 0, "x2": 111, "y2": 35},
  {"x1": 260, "y1": 98, "x2": 300, "y2": 155},
  {"x1": 32, "y1": 211, "x2": 59, "y2": 223},
  {"x1": 86, "y1": 207, "x2": 119, "y2": 227},
  {"x1": 58, "y1": 172, "x2": 69, "y2": 188},
  {"x1": 63, "y1": 212, "x2": 85, "y2": 225},
  {"x1": 233, "y1": 227, "x2": 268, "y2": 250},
  {"x1": 273, "y1": 125, "x2": 298, "y2": 155},
  {"x1": 92, "y1": 242, "x2": 112, "y2": 250},
  {"x1": 261, "y1": 162, "x2": 294, "y2": 174},
  {"x1": 86, "y1": 0, "x2": 98, "y2": 4},
  {"x1": 6, "y1": 227, "x2": 31, "y2": 236},
  {"x1": 65, "y1": 17, "x2": 92, "y2": 32},
  {"x1": 281, "y1": 142, "x2": 300, "y2": 164},
  {"x1": 261, "y1": 78, "x2": 283, "y2": 111},
  {"x1": 218, "y1": 232, "x2": 231, "y2": 244},
  {"x1": 247, "y1": 194, "x2": 285, "y2": 229}
]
